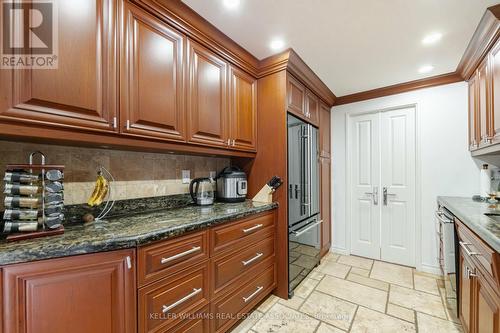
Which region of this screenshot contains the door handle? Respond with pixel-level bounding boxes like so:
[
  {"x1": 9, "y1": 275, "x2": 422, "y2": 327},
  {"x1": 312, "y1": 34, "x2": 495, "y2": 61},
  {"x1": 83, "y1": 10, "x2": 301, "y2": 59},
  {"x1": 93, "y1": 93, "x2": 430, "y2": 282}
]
[
  {"x1": 383, "y1": 187, "x2": 395, "y2": 205},
  {"x1": 295, "y1": 184, "x2": 299, "y2": 199},
  {"x1": 365, "y1": 187, "x2": 378, "y2": 205}
]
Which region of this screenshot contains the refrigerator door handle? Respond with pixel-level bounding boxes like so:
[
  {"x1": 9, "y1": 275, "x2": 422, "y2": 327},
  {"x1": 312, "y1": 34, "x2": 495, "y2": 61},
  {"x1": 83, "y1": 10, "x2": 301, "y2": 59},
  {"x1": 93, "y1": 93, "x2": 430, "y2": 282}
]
[{"x1": 308, "y1": 125, "x2": 313, "y2": 216}]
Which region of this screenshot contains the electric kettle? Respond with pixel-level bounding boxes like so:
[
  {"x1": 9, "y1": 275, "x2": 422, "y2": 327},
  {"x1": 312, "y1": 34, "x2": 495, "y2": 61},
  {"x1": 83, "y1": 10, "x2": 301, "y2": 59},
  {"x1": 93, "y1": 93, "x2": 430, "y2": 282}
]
[{"x1": 189, "y1": 177, "x2": 215, "y2": 206}]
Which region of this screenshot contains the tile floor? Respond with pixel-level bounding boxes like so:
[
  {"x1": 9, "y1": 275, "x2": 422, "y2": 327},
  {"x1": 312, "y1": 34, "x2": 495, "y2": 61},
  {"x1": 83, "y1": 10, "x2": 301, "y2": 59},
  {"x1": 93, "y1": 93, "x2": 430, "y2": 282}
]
[{"x1": 231, "y1": 252, "x2": 463, "y2": 333}]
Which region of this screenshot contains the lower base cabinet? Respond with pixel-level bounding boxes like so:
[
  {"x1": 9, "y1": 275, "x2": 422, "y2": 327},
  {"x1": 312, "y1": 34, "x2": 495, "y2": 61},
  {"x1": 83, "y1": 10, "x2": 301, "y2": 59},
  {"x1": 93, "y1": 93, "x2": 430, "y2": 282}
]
[
  {"x1": 457, "y1": 219, "x2": 500, "y2": 333},
  {"x1": 1, "y1": 249, "x2": 136, "y2": 333}
]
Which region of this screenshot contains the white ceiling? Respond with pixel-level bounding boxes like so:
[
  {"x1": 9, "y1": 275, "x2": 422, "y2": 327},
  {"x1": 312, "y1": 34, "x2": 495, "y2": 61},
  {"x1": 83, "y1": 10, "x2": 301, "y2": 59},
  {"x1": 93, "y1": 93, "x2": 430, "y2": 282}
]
[{"x1": 182, "y1": 0, "x2": 499, "y2": 96}]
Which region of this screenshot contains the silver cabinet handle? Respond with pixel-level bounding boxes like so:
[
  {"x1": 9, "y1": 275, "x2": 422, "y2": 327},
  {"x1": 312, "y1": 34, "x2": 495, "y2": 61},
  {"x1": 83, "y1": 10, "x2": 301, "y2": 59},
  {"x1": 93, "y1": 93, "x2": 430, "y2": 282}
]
[
  {"x1": 162, "y1": 288, "x2": 202, "y2": 313},
  {"x1": 459, "y1": 241, "x2": 481, "y2": 257},
  {"x1": 227, "y1": 139, "x2": 231, "y2": 145},
  {"x1": 292, "y1": 220, "x2": 323, "y2": 237},
  {"x1": 242, "y1": 252, "x2": 263, "y2": 266},
  {"x1": 232, "y1": 139, "x2": 236, "y2": 146},
  {"x1": 242, "y1": 224, "x2": 263, "y2": 234},
  {"x1": 435, "y1": 211, "x2": 453, "y2": 224},
  {"x1": 126, "y1": 120, "x2": 131, "y2": 130},
  {"x1": 243, "y1": 286, "x2": 264, "y2": 303},
  {"x1": 466, "y1": 266, "x2": 478, "y2": 279},
  {"x1": 161, "y1": 246, "x2": 201, "y2": 264}
]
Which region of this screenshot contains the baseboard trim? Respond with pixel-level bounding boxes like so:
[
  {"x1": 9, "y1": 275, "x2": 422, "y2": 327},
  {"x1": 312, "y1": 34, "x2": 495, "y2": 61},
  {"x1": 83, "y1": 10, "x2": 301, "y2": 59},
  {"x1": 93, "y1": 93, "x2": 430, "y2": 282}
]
[
  {"x1": 418, "y1": 263, "x2": 442, "y2": 275},
  {"x1": 330, "y1": 246, "x2": 349, "y2": 255}
]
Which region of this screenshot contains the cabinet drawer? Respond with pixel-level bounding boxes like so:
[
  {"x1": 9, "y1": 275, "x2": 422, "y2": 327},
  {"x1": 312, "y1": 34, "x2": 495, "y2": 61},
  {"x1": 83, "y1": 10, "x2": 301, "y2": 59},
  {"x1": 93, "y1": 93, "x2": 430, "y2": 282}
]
[
  {"x1": 211, "y1": 264, "x2": 275, "y2": 333},
  {"x1": 169, "y1": 305, "x2": 210, "y2": 333},
  {"x1": 212, "y1": 236, "x2": 274, "y2": 296},
  {"x1": 210, "y1": 211, "x2": 275, "y2": 255},
  {"x1": 138, "y1": 230, "x2": 209, "y2": 286},
  {"x1": 456, "y1": 219, "x2": 498, "y2": 286},
  {"x1": 138, "y1": 262, "x2": 209, "y2": 333}
]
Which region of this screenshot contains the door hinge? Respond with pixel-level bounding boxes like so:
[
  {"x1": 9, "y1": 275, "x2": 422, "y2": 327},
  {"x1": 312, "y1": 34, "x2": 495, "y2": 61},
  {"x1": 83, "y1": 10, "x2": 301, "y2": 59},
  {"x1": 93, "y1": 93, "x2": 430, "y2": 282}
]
[{"x1": 126, "y1": 256, "x2": 132, "y2": 269}]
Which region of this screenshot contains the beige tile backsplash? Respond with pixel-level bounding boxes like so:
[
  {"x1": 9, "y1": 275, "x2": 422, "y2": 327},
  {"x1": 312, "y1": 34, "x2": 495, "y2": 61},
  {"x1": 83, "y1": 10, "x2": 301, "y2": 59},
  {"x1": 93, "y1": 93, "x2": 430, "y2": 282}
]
[{"x1": 0, "y1": 140, "x2": 229, "y2": 208}]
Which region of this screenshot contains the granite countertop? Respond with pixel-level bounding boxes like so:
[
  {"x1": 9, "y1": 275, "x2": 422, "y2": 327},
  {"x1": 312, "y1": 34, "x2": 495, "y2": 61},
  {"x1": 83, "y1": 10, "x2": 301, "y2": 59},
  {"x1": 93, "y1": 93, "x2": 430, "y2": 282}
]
[
  {"x1": 0, "y1": 200, "x2": 277, "y2": 266},
  {"x1": 438, "y1": 196, "x2": 500, "y2": 252}
]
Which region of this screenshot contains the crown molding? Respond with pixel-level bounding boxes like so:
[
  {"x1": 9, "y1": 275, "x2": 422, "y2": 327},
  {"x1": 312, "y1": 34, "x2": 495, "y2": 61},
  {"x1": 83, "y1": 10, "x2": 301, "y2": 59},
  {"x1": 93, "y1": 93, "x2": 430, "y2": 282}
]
[{"x1": 334, "y1": 72, "x2": 463, "y2": 106}]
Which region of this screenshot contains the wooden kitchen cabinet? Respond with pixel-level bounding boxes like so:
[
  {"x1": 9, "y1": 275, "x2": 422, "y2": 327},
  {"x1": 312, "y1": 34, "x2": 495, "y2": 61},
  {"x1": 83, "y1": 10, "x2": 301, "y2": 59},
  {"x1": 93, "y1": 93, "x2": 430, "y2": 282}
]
[
  {"x1": 320, "y1": 157, "x2": 331, "y2": 258},
  {"x1": 0, "y1": 0, "x2": 118, "y2": 132},
  {"x1": 319, "y1": 102, "x2": 331, "y2": 158},
  {"x1": 187, "y1": 39, "x2": 229, "y2": 148},
  {"x1": 489, "y1": 39, "x2": 500, "y2": 143},
  {"x1": 2, "y1": 249, "x2": 136, "y2": 333},
  {"x1": 305, "y1": 90, "x2": 319, "y2": 125},
  {"x1": 478, "y1": 58, "x2": 491, "y2": 147},
  {"x1": 469, "y1": 75, "x2": 479, "y2": 150},
  {"x1": 229, "y1": 66, "x2": 257, "y2": 151},
  {"x1": 287, "y1": 74, "x2": 306, "y2": 117},
  {"x1": 120, "y1": 1, "x2": 186, "y2": 141},
  {"x1": 456, "y1": 218, "x2": 500, "y2": 333}
]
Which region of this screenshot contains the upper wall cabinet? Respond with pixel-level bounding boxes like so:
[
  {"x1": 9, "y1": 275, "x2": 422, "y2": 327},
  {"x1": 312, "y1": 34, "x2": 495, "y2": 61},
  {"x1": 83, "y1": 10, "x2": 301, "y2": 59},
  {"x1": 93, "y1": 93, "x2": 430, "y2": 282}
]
[
  {"x1": 305, "y1": 90, "x2": 319, "y2": 126},
  {"x1": 490, "y1": 40, "x2": 500, "y2": 142},
  {"x1": 187, "y1": 40, "x2": 228, "y2": 148},
  {"x1": 319, "y1": 102, "x2": 331, "y2": 158},
  {"x1": 229, "y1": 66, "x2": 257, "y2": 151},
  {"x1": 287, "y1": 74, "x2": 320, "y2": 126},
  {"x1": 0, "y1": 0, "x2": 118, "y2": 132},
  {"x1": 469, "y1": 76, "x2": 479, "y2": 151},
  {"x1": 120, "y1": 2, "x2": 186, "y2": 142},
  {"x1": 477, "y1": 58, "x2": 491, "y2": 147}
]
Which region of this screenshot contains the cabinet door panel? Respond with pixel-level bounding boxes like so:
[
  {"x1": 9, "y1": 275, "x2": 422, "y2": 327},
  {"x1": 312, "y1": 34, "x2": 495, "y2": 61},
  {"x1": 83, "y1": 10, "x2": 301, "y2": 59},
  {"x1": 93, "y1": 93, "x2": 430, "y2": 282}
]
[
  {"x1": 305, "y1": 90, "x2": 319, "y2": 125},
  {"x1": 469, "y1": 76, "x2": 479, "y2": 150},
  {"x1": 229, "y1": 66, "x2": 257, "y2": 151},
  {"x1": 320, "y1": 157, "x2": 331, "y2": 257},
  {"x1": 478, "y1": 59, "x2": 491, "y2": 146},
  {"x1": 187, "y1": 40, "x2": 228, "y2": 147},
  {"x1": 121, "y1": 3, "x2": 185, "y2": 141},
  {"x1": 0, "y1": 0, "x2": 118, "y2": 132},
  {"x1": 476, "y1": 271, "x2": 500, "y2": 333},
  {"x1": 459, "y1": 250, "x2": 473, "y2": 333},
  {"x1": 319, "y1": 102, "x2": 331, "y2": 158},
  {"x1": 491, "y1": 40, "x2": 500, "y2": 142},
  {"x1": 2, "y1": 249, "x2": 136, "y2": 333},
  {"x1": 287, "y1": 75, "x2": 306, "y2": 117}
]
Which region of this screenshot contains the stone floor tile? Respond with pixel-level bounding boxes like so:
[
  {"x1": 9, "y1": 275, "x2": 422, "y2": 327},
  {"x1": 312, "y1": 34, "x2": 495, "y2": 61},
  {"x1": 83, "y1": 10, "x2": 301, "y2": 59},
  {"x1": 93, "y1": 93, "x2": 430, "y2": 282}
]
[
  {"x1": 316, "y1": 322, "x2": 347, "y2": 333},
  {"x1": 252, "y1": 303, "x2": 319, "y2": 333},
  {"x1": 349, "y1": 266, "x2": 371, "y2": 277},
  {"x1": 299, "y1": 291, "x2": 356, "y2": 331},
  {"x1": 257, "y1": 294, "x2": 278, "y2": 313},
  {"x1": 347, "y1": 272, "x2": 389, "y2": 291},
  {"x1": 350, "y1": 307, "x2": 416, "y2": 333},
  {"x1": 308, "y1": 270, "x2": 325, "y2": 280},
  {"x1": 389, "y1": 285, "x2": 447, "y2": 319},
  {"x1": 386, "y1": 303, "x2": 415, "y2": 323},
  {"x1": 337, "y1": 255, "x2": 374, "y2": 270},
  {"x1": 316, "y1": 275, "x2": 387, "y2": 312},
  {"x1": 323, "y1": 251, "x2": 340, "y2": 261},
  {"x1": 413, "y1": 269, "x2": 444, "y2": 280},
  {"x1": 278, "y1": 295, "x2": 305, "y2": 310},
  {"x1": 370, "y1": 261, "x2": 413, "y2": 288},
  {"x1": 316, "y1": 260, "x2": 351, "y2": 279},
  {"x1": 231, "y1": 310, "x2": 264, "y2": 333},
  {"x1": 294, "y1": 278, "x2": 320, "y2": 298},
  {"x1": 414, "y1": 274, "x2": 440, "y2": 295},
  {"x1": 417, "y1": 312, "x2": 464, "y2": 332}
]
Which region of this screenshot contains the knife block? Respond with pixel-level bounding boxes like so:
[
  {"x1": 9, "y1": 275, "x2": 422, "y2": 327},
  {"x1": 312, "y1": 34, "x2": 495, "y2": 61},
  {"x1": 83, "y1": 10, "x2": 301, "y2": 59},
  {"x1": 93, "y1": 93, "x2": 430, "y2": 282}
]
[{"x1": 252, "y1": 184, "x2": 275, "y2": 203}]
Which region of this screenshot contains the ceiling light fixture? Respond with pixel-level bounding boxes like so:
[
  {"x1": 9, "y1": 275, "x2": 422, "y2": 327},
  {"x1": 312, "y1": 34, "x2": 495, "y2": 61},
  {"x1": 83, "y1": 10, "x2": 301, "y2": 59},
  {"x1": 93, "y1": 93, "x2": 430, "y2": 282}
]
[
  {"x1": 422, "y1": 32, "x2": 442, "y2": 45},
  {"x1": 223, "y1": 0, "x2": 240, "y2": 10},
  {"x1": 270, "y1": 39, "x2": 285, "y2": 51},
  {"x1": 419, "y1": 65, "x2": 434, "y2": 74}
]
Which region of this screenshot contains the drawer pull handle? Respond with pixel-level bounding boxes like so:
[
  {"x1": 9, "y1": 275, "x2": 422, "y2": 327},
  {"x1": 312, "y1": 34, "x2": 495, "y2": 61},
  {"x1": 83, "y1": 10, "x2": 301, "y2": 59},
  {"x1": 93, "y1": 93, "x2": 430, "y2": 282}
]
[
  {"x1": 242, "y1": 286, "x2": 264, "y2": 303},
  {"x1": 242, "y1": 224, "x2": 264, "y2": 234},
  {"x1": 162, "y1": 288, "x2": 202, "y2": 313},
  {"x1": 161, "y1": 246, "x2": 201, "y2": 264},
  {"x1": 242, "y1": 252, "x2": 263, "y2": 266},
  {"x1": 459, "y1": 241, "x2": 481, "y2": 257}
]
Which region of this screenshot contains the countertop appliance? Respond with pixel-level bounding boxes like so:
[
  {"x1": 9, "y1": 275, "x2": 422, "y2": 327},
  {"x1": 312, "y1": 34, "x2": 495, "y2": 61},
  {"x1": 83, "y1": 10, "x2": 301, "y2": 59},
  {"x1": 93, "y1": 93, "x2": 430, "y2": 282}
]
[
  {"x1": 288, "y1": 114, "x2": 321, "y2": 296},
  {"x1": 216, "y1": 166, "x2": 247, "y2": 203},
  {"x1": 189, "y1": 177, "x2": 215, "y2": 206},
  {"x1": 435, "y1": 204, "x2": 458, "y2": 315}
]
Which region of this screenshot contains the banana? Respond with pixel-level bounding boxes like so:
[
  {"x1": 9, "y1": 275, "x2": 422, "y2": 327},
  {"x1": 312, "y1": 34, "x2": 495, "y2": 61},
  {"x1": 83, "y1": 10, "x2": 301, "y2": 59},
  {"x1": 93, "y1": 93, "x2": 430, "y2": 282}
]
[
  {"x1": 93, "y1": 177, "x2": 109, "y2": 206},
  {"x1": 87, "y1": 174, "x2": 105, "y2": 207}
]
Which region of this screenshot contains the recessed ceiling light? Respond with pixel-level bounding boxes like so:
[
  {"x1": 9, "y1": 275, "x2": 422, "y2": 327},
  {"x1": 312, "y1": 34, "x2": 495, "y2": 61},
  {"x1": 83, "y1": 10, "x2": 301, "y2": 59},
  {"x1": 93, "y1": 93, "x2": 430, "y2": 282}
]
[
  {"x1": 223, "y1": 0, "x2": 240, "y2": 9},
  {"x1": 270, "y1": 39, "x2": 285, "y2": 51},
  {"x1": 419, "y1": 65, "x2": 434, "y2": 74},
  {"x1": 422, "y1": 32, "x2": 442, "y2": 45}
]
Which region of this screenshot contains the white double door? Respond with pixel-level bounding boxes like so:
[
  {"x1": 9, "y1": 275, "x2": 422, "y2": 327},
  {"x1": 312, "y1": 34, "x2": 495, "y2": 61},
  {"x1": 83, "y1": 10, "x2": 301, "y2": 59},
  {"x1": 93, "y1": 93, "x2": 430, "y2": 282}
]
[{"x1": 349, "y1": 107, "x2": 416, "y2": 267}]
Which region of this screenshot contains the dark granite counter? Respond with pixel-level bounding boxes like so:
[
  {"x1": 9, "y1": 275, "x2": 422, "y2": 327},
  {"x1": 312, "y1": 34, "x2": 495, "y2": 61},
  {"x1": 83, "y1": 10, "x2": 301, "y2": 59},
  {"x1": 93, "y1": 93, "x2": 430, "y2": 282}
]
[
  {"x1": 0, "y1": 200, "x2": 277, "y2": 266},
  {"x1": 438, "y1": 196, "x2": 500, "y2": 252}
]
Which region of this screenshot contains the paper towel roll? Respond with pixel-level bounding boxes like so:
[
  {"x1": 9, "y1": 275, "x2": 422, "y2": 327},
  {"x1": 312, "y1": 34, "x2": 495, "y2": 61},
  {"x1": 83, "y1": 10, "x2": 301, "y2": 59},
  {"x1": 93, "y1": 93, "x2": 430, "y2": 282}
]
[{"x1": 480, "y1": 164, "x2": 491, "y2": 198}]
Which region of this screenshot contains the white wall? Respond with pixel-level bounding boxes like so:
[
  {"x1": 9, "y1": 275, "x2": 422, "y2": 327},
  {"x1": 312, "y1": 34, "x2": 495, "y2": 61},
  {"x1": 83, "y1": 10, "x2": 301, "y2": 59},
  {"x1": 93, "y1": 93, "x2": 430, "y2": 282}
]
[{"x1": 331, "y1": 82, "x2": 480, "y2": 273}]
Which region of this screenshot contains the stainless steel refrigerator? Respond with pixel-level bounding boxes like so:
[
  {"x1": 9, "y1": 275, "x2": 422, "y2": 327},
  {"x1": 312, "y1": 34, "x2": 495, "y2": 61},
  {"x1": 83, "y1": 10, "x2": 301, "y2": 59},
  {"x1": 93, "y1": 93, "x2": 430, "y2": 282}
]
[{"x1": 287, "y1": 114, "x2": 321, "y2": 296}]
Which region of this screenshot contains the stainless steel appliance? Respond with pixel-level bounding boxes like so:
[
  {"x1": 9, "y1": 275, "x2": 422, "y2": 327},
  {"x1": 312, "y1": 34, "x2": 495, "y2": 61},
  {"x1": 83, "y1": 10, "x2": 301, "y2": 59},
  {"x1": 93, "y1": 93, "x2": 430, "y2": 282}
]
[
  {"x1": 216, "y1": 166, "x2": 248, "y2": 203},
  {"x1": 435, "y1": 205, "x2": 458, "y2": 316},
  {"x1": 189, "y1": 178, "x2": 215, "y2": 206},
  {"x1": 288, "y1": 114, "x2": 321, "y2": 296}
]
